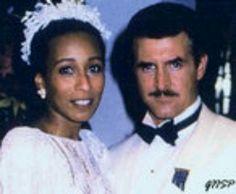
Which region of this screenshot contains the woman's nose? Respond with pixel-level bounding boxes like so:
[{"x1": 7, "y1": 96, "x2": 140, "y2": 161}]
[{"x1": 75, "y1": 73, "x2": 90, "y2": 91}]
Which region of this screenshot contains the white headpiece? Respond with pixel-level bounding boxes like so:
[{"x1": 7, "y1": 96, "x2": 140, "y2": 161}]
[{"x1": 21, "y1": 0, "x2": 111, "y2": 65}]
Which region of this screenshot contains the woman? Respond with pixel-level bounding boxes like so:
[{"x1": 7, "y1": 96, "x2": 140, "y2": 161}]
[{"x1": 0, "y1": 0, "x2": 112, "y2": 193}]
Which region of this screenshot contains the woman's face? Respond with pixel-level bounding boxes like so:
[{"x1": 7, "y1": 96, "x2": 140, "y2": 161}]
[{"x1": 35, "y1": 32, "x2": 105, "y2": 125}]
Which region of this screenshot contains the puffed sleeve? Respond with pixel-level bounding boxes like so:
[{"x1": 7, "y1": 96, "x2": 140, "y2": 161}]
[{"x1": 0, "y1": 127, "x2": 73, "y2": 194}]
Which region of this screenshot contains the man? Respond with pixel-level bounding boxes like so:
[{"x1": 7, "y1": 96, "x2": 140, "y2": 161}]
[
  {"x1": 88, "y1": 0, "x2": 196, "y2": 147},
  {"x1": 111, "y1": 3, "x2": 236, "y2": 194}
]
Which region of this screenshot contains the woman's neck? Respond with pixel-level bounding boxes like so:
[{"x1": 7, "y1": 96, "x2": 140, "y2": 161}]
[{"x1": 34, "y1": 115, "x2": 82, "y2": 140}]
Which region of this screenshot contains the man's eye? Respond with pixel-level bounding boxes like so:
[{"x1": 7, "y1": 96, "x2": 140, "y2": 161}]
[
  {"x1": 88, "y1": 64, "x2": 103, "y2": 74},
  {"x1": 170, "y1": 61, "x2": 183, "y2": 70},
  {"x1": 58, "y1": 66, "x2": 74, "y2": 75}
]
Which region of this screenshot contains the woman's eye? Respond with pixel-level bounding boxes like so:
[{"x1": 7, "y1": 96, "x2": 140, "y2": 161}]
[
  {"x1": 88, "y1": 64, "x2": 103, "y2": 74},
  {"x1": 136, "y1": 62, "x2": 156, "y2": 72},
  {"x1": 58, "y1": 66, "x2": 74, "y2": 75}
]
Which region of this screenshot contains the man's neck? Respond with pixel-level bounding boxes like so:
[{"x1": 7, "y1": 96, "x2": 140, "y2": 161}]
[
  {"x1": 143, "y1": 96, "x2": 202, "y2": 127},
  {"x1": 174, "y1": 96, "x2": 201, "y2": 125}
]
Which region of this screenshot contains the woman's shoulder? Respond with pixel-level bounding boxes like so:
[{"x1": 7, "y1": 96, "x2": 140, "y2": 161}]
[
  {"x1": 4, "y1": 126, "x2": 42, "y2": 136},
  {"x1": 0, "y1": 127, "x2": 75, "y2": 193},
  {"x1": 2, "y1": 126, "x2": 47, "y2": 147},
  {"x1": 0, "y1": 126, "x2": 55, "y2": 160}
]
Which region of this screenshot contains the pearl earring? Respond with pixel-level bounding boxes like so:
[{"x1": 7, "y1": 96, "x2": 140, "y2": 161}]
[{"x1": 37, "y1": 88, "x2": 46, "y2": 99}]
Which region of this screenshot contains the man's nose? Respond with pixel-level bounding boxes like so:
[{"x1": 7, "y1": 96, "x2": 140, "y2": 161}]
[{"x1": 154, "y1": 68, "x2": 170, "y2": 90}]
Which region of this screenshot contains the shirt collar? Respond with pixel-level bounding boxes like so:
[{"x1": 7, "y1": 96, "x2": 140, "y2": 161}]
[{"x1": 143, "y1": 96, "x2": 202, "y2": 127}]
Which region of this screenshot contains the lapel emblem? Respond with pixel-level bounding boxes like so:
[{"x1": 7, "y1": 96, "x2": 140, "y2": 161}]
[{"x1": 172, "y1": 168, "x2": 190, "y2": 191}]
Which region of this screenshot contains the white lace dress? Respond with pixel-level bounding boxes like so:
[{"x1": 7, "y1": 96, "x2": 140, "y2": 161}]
[{"x1": 0, "y1": 127, "x2": 113, "y2": 194}]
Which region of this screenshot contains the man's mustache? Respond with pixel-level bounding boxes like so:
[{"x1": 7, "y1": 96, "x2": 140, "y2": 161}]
[{"x1": 149, "y1": 89, "x2": 179, "y2": 97}]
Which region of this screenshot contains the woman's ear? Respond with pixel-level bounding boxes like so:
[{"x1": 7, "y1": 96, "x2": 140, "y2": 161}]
[
  {"x1": 35, "y1": 73, "x2": 47, "y2": 99},
  {"x1": 34, "y1": 73, "x2": 45, "y2": 90}
]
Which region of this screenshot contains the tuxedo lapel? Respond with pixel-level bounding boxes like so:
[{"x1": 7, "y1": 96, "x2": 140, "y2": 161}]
[
  {"x1": 175, "y1": 105, "x2": 217, "y2": 168},
  {"x1": 173, "y1": 105, "x2": 236, "y2": 193},
  {"x1": 173, "y1": 104, "x2": 219, "y2": 189}
]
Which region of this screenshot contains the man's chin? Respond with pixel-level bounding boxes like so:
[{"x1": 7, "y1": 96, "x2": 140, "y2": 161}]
[{"x1": 149, "y1": 111, "x2": 176, "y2": 123}]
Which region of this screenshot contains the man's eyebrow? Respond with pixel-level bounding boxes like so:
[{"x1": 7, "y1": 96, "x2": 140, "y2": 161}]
[{"x1": 165, "y1": 57, "x2": 185, "y2": 65}]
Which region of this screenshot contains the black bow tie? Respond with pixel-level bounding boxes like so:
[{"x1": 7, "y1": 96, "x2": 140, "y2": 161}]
[{"x1": 136, "y1": 105, "x2": 202, "y2": 146}]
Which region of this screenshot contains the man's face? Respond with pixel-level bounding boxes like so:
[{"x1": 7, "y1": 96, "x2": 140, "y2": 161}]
[{"x1": 133, "y1": 32, "x2": 207, "y2": 125}]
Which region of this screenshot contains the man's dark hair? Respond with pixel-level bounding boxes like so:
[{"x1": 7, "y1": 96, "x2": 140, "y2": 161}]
[{"x1": 126, "y1": 2, "x2": 206, "y2": 65}]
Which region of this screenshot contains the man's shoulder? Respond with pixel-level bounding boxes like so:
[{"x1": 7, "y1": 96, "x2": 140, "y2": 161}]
[
  {"x1": 199, "y1": 105, "x2": 236, "y2": 143},
  {"x1": 200, "y1": 105, "x2": 236, "y2": 129}
]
